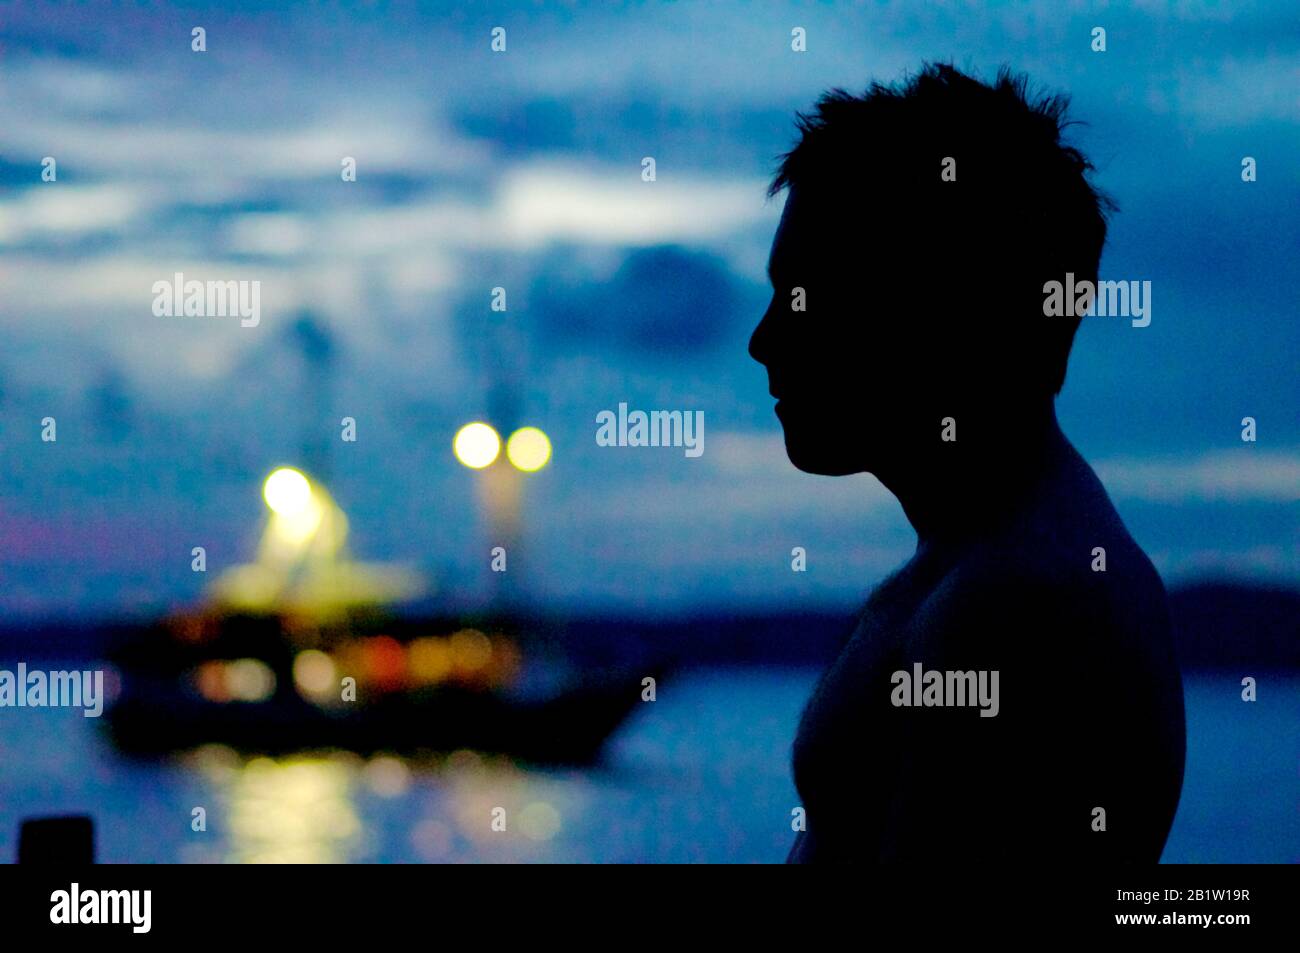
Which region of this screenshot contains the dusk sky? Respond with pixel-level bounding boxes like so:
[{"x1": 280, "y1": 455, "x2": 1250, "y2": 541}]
[{"x1": 1, "y1": 0, "x2": 1296, "y2": 619}]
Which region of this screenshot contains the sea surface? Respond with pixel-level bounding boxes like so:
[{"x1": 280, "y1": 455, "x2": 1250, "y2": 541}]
[{"x1": 0, "y1": 669, "x2": 1294, "y2": 863}]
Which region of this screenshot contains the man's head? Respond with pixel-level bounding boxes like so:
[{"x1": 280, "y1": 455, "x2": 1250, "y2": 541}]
[{"x1": 750, "y1": 63, "x2": 1112, "y2": 476}]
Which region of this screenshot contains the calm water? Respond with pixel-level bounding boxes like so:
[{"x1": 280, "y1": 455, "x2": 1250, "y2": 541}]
[{"x1": 0, "y1": 669, "x2": 1294, "y2": 863}]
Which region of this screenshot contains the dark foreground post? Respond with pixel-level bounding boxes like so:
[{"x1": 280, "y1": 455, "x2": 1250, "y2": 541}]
[{"x1": 18, "y1": 815, "x2": 95, "y2": 864}]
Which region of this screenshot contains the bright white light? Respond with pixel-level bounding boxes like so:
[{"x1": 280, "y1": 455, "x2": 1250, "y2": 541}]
[
  {"x1": 263, "y1": 468, "x2": 312, "y2": 515},
  {"x1": 453, "y1": 422, "x2": 501, "y2": 469},
  {"x1": 262, "y1": 467, "x2": 322, "y2": 544}
]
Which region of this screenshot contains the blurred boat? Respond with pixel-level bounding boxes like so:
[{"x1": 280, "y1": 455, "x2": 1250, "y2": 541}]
[
  {"x1": 104, "y1": 612, "x2": 644, "y2": 763},
  {"x1": 103, "y1": 468, "x2": 646, "y2": 763}
]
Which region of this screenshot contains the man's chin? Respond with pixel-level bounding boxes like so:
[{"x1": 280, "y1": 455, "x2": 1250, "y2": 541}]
[{"x1": 781, "y1": 431, "x2": 861, "y2": 476}]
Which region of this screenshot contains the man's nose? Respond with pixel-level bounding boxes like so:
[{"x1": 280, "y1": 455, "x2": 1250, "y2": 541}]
[{"x1": 749, "y1": 305, "x2": 775, "y2": 365}]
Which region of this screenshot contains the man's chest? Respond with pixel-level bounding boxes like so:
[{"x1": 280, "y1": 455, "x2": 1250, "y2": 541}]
[{"x1": 791, "y1": 578, "x2": 934, "y2": 794}]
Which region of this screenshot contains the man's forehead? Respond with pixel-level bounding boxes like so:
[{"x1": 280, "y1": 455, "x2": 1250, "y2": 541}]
[
  {"x1": 767, "y1": 187, "x2": 847, "y2": 276},
  {"x1": 767, "y1": 190, "x2": 803, "y2": 275}
]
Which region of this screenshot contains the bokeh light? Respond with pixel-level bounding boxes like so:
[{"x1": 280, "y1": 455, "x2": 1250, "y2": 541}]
[
  {"x1": 262, "y1": 467, "x2": 312, "y2": 515},
  {"x1": 361, "y1": 635, "x2": 407, "y2": 688},
  {"x1": 519, "y1": 801, "x2": 562, "y2": 841},
  {"x1": 197, "y1": 658, "x2": 277, "y2": 703},
  {"x1": 453, "y1": 422, "x2": 501, "y2": 469},
  {"x1": 408, "y1": 637, "x2": 453, "y2": 683},
  {"x1": 362, "y1": 755, "x2": 411, "y2": 798},
  {"x1": 293, "y1": 650, "x2": 337, "y2": 700},
  {"x1": 225, "y1": 658, "x2": 277, "y2": 702},
  {"x1": 450, "y1": 629, "x2": 493, "y2": 675},
  {"x1": 261, "y1": 466, "x2": 323, "y2": 543},
  {"x1": 506, "y1": 426, "x2": 552, "y2": 472}
]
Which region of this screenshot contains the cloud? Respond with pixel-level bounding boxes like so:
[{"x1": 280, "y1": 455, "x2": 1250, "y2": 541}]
[
  {"x1": 1169, "y1": 54, "x2": 1300, "y2": 128},
  {"x1": 0, "y1": 184, "x2": 152, "y2": 243},
  {"x1": 0, "y1": 56, "x2": 489, "y2": 183},
  {"x1": 1094, "y1": 450, "x2": 1300, "y2": 503},
  {"x1": 528, "y1": 245, "x2": 749, "y2": 356},
  {"x1": 496, "y1": 163, "x2": 772, "y2": 248}
]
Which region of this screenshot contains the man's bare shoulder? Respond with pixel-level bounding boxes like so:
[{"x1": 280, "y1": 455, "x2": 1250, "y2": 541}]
[
  {"x1": 938, "y1": 456, "x2": 1165, "y2": 611},
  {"x1": 908, "y1": 524, "x2": 1170, "y2": 659}
]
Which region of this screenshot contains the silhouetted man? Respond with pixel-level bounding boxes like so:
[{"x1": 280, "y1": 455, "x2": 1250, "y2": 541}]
[{"x1": 749, "y1": 64, "x2": 1185, "y2": 863}]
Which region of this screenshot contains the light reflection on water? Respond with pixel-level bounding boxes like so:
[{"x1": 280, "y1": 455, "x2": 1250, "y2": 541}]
[
  {"x1": 176, "y1": 745, "x2": 579, "y2": 863},
  {"x1": 0, "y1": 670, "x2": 1295, "y2": 863},
  {"x1": 195, "y1": 751, "x2": 361, "y2": 863}
]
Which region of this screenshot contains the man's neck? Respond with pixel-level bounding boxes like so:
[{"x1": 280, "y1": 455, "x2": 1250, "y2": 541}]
[{"x1": 871, "y1": 400, "x2": 1068, "y2": 549}]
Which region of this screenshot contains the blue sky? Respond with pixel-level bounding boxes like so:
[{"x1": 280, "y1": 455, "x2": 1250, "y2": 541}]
[{"x1": 0, "y1": 0, "x2": 1296, "y2": 618}]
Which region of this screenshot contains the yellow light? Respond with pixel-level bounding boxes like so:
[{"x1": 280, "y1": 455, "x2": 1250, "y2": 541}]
[
  {"x1": 293, "y1": 650, "x2": 337, "y2": 700},
  {"x1": 408, "y1": 637, "x2": 452, "y2": 683},
  {"x1": 225, "y1": 658, "x2": 277, "y2": 702},
  {"x1": 453, "y1": 422, "x2": 501, "y2": 469},
  {"x1": 506, "y1": 427, "x2": 552, "y2": 472},
  {"x1": 450, "y1": 629, "x2": 493, "y2": 673},
  {"x1": 263, "y1": 468, "x2": 312, "y2": 516}
]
